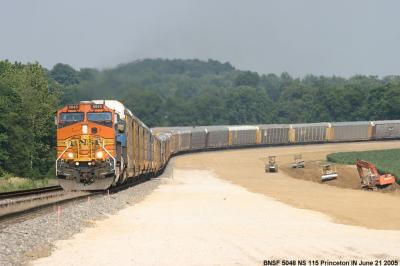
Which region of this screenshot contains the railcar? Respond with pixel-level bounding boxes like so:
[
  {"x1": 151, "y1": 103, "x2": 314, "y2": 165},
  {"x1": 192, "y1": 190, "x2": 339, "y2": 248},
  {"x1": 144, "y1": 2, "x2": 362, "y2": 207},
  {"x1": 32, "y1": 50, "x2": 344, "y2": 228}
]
[
  {"x1": 203, "y1": 126, "x2": 229, "y2": 148},
  {"x1": 258, "y1": 124, "x2": 290, "y2": 145},
  {"x1": 228, "y1": 125, "x2": 259, "y2": 146},
  {"x1": 373, "y1": 120, "x2": 400, "y2": 139},
  {"x1": 289, "y1": 123, "x2": 328, "y2": 143},
  {"x1": 177, "y1": 128, "x2": 191, "y2": 151},
  {"x1": 328, "y1": 121, "x2": 371, "y2": 142},
  {"x1": 189, "y1": 127, "x2": 207, "y2": 150}
]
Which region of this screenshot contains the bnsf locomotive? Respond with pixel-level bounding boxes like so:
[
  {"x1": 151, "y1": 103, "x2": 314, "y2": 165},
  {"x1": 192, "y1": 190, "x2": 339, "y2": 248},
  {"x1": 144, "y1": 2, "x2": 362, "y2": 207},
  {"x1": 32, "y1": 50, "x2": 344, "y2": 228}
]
[
  {"x1": 56, "y1": 100, "x2": 167, "y2": 190},
  {"x1": 56, "y1": 100, "x2": 400, "y2": 191}
]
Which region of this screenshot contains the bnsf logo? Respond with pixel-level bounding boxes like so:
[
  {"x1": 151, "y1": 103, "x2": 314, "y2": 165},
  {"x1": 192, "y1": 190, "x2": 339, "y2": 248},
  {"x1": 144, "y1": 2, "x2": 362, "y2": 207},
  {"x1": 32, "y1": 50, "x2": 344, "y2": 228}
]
[{"x1": 264, "y1": 260, "x2": 280, "y2": 265}]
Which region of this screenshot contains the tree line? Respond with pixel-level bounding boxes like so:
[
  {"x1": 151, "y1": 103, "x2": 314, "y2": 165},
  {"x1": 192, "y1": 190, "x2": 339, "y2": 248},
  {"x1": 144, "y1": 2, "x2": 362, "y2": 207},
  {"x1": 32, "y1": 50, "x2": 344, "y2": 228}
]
[
  {"x1": 1, "y1": 58, "x2": 400, "y2": 178},
  {"x1": 0, "y1": 61, "x2": 58, "y2": 178}
]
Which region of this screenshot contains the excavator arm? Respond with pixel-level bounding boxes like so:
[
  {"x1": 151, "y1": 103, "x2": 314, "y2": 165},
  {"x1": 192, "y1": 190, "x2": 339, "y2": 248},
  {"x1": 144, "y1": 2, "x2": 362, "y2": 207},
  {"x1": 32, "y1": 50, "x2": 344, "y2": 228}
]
[{"x1": 356, "y1": 159, "x2": 379, "y2": 176}]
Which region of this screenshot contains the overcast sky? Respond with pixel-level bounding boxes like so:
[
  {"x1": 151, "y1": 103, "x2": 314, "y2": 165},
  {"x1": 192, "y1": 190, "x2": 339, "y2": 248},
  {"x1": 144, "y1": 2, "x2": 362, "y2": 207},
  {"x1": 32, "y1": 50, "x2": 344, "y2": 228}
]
[{"x1": 1, "y1": 0, "x2": 399, "y2": 77}]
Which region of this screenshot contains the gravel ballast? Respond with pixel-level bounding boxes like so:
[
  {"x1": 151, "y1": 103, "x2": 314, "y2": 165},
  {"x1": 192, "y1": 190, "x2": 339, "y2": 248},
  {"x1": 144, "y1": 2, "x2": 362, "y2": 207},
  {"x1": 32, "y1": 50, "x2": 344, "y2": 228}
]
[{"x1": 0, "y1": 170, "x2": 167, "y2": 266}]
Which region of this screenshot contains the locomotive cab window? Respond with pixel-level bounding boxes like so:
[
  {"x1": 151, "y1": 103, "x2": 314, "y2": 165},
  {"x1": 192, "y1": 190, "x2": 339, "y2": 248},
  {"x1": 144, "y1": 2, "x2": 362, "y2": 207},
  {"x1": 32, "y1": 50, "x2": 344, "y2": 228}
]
[
  {"x1": 87, "y1": 112, "x2": 113, "y2": 127},
  {"x1": 58, "y1": 112, "x2": 84, "y2": 127}
]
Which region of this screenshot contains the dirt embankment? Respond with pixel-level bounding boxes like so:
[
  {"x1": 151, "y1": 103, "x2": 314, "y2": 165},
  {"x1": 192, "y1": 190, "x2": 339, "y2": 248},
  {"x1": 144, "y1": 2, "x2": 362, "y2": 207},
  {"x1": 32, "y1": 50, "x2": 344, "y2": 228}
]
[{"x1": 175, "y1": 141, "x2": 400, "y2": 230}]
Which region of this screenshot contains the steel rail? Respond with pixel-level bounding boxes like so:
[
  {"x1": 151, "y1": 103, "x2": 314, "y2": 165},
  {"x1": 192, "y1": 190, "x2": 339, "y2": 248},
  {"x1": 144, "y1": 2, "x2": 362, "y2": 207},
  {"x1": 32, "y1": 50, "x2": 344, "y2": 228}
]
[{"x1": 0, "y1": 186, "x2": 63, "y2": 200}]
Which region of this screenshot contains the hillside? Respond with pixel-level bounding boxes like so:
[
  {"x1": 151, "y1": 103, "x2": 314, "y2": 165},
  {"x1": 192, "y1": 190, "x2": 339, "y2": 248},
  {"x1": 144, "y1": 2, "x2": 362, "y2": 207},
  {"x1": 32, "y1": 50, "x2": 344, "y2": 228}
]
[{"x1": 52, "y1": 59, "x2": 400, "y2": 127}]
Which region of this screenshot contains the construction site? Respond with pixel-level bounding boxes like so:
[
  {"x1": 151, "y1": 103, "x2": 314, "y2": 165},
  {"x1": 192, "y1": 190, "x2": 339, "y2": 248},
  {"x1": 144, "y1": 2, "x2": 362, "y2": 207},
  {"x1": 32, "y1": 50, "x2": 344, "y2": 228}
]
[{"x1": 27, "y1": 141, "x2": 400, "y2": 265}]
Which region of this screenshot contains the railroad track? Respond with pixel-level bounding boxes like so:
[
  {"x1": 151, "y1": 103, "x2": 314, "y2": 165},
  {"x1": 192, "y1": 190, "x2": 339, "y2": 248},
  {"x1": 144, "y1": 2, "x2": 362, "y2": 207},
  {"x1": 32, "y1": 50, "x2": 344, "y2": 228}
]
[
  {"x1": 0, "y1": 185, "x2": 94, "y2": 223},
  {"x1": 0, "y1": 185, "x2": 63, "y2": 200},
  {"x1": 0, "y1": 175, "x2": 152, "y2": 226}
]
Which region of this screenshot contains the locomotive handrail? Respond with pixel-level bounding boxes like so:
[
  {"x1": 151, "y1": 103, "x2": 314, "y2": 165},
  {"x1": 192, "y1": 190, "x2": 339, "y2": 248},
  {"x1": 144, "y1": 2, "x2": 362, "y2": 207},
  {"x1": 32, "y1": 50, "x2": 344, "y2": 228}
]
[
  {"x1": 55, "y1": 141, "x2": 71, "y2": 174},
  {"x1": 97, "y1": 139, "x2": 118, "y2": 182}
]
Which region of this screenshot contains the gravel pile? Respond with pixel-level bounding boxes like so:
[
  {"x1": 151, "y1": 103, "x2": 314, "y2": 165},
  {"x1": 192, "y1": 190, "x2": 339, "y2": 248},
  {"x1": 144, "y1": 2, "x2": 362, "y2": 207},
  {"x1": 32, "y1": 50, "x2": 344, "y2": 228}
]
[{"x1": 0, "y1": 173, "x2": 167, "y2": 266}]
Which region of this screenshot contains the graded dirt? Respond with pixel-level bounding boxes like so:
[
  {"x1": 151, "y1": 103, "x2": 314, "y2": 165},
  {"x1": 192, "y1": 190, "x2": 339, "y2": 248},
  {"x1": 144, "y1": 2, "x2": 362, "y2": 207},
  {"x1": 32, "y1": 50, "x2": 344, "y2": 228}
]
[
  {"x1": 175, "y1": 141, "x2": 400, "y2": 230},
  {"x1": 32, "y1": 168, "x2": 400, "y2": 265}
]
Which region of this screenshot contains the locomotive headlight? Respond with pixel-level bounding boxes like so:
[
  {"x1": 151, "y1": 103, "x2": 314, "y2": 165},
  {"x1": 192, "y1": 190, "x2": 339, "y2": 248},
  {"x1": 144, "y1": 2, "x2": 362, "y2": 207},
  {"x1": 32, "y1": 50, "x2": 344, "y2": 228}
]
[
  {"x1": 67, "y1": 152, "x2": 74, "y2": 159},
  {"x1": 95, "y1": 151, "x2": 104, "y2": 159},
  {"x1": 82, "y1": 125, "x2": 88, "y2": 134}
]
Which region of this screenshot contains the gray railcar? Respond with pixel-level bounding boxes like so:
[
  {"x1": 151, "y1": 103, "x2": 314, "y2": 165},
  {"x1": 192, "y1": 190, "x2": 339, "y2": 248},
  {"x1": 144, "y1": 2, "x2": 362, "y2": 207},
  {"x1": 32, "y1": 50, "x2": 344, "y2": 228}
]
[
  {"x1": 204, "y1": 126, "x2": 229, "y2": 148},
  {"x1": 330, "y1": 121, "x2": 370, "y2": 141},
  {"x1": 258, "y1": 124, "x2": 290, "y2": 144},
  {"x1": 228, "y1": 126, "x2": 258, "y2": 146},
  {"x1": 374, "y1": 120, "x2": 400, "y2": 139},
  {"x1": 291, "y1": 123, "x2": 328, "y2": 143},
  {"x1": 177, "y1": 129, "x2": 191, "y2": 151},
  {"x1": 190, "y1": 127, "x2": 207, "y2": 149}
]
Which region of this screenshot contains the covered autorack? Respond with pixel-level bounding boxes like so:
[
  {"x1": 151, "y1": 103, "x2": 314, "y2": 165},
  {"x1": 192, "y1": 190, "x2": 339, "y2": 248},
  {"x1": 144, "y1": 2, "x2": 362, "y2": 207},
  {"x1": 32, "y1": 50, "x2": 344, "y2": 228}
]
[
  {"x1": 228, "y1": 125, "x2": 258, "y2": 146},
  {"x1": 189, "y1": 127, "x2": 207, "y2": 150},
  {"x1": 328, "y1": 121, "x2": 371, "y2": 141},
  {"x1": 258, "y1": 124, "x2": 290, "y2": 145},
  {"x1": 290, "y1": 123, "x2": 328, "y2": 143},
  {"x1": 176, "y1": 128, "x2": 191, "y2": 151},
  {"x1": 373, "y1": 120, "x2": 400, "y2": 139},
  {"x1": 204, "y1": 126, "x2": 229, "y2": 148}
]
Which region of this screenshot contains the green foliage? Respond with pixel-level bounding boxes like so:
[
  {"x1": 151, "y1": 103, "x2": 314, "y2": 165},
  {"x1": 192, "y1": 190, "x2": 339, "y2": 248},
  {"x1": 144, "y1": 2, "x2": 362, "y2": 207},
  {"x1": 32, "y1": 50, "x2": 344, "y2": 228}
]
[
  {"x1": 234, "y1": 71, "x2": 260, "y2": 87},
  {"x1": 50, "y1": 63, "x2": 80, "y2": 85},
  {"x1": 0, "y1": 61, "x2": 58, "y2": 178},
  {"x1": 327, "y1": 149, "x2": 400, "y2": 183}
]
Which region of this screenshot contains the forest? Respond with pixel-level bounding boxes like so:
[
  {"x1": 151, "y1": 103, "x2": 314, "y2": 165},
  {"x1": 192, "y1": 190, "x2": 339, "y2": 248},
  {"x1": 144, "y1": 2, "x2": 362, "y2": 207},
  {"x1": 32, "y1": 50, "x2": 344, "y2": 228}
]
[{"x1": 1, "y1": 58, "x2": 400, "y2": 179}]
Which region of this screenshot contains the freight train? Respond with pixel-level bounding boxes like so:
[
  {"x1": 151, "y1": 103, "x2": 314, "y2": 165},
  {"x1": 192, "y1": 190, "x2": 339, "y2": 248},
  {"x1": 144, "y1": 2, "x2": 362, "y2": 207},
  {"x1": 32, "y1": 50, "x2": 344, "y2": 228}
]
[{"x1": 55, "y1": 100, "x2": 400, "y2": 190}]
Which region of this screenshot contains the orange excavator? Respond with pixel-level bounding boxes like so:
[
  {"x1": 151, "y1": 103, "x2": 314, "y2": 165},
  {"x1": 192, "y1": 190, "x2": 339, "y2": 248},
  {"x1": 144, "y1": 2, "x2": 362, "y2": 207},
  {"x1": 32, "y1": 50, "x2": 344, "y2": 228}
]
[{"x1": 355, "y1": 159, "x2": 396, "y2": 190}]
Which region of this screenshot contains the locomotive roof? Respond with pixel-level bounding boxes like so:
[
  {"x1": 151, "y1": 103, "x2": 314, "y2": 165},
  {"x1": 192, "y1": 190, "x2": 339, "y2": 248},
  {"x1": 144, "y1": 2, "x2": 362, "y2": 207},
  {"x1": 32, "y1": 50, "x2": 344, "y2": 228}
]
[{"x1": 91, "y1": 100, "x2": 133, "y2": 119}]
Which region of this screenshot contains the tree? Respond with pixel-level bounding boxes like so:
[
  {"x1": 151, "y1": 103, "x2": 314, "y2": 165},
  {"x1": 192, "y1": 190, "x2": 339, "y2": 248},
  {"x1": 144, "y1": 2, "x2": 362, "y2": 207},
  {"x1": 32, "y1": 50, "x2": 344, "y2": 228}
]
[
  {"x1": 0, "y1": 61, "x2": 58, "y2": 177},
  {"x1": 50, "y1": 63, "x2": 80, "y2": 85},
  {"x1": 234, "y1": 71, "x2": 260, "y2": 87},
  {"x1": 0, "y1": 83, "x2": 31, "y2": 176}
]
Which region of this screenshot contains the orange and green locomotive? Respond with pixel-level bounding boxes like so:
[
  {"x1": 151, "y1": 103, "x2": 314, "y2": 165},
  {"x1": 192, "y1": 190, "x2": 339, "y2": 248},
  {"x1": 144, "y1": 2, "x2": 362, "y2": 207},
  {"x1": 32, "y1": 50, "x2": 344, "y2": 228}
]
[{"x1": 55, "y1": 100, "x2": 166, "y2": 190}]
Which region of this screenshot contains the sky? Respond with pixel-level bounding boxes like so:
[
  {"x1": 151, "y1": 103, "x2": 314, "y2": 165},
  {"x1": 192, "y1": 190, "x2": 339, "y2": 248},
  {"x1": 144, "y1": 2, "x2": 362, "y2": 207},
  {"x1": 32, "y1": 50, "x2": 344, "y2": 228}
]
[{"x1": 1, "y1": 0, "x2": 400, "y2": 77}]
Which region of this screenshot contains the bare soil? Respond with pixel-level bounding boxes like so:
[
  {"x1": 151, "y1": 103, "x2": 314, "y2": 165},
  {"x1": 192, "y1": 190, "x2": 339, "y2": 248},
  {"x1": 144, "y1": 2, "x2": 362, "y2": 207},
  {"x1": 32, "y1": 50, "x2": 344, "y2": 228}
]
[
  {"x1": 283, "y1": 161, "x2": 361, "y2": 189},
  {"x1": 175, "y1": 141, "x2": 400, "y2": 230},
  {"x1": 32, "y1": 168, "x2": 400, "y2": 265}
]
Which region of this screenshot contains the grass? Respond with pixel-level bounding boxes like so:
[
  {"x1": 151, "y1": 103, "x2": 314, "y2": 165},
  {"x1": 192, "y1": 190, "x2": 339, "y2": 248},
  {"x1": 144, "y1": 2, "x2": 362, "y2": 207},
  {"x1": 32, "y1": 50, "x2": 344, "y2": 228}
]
[
  {"x1": 0, "y1": 174, "x2": 58, "y2": 193},
  {"x1": 327, "y1": 149, "x2": 400, "y2": 184}
]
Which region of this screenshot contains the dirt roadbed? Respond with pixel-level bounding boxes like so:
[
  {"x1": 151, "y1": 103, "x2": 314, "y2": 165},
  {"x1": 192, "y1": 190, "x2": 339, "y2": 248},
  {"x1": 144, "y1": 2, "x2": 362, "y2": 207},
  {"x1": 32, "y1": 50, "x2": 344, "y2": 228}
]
[
  {"x1": 175, "y1": 141, "x2": 400, "y2": 230},
  {"x1": 32, "y1": 168, "x2": 400, "y2": 265},
  {"x1": 30, "y1": 141, "x2": 400, "y2": 265}
]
